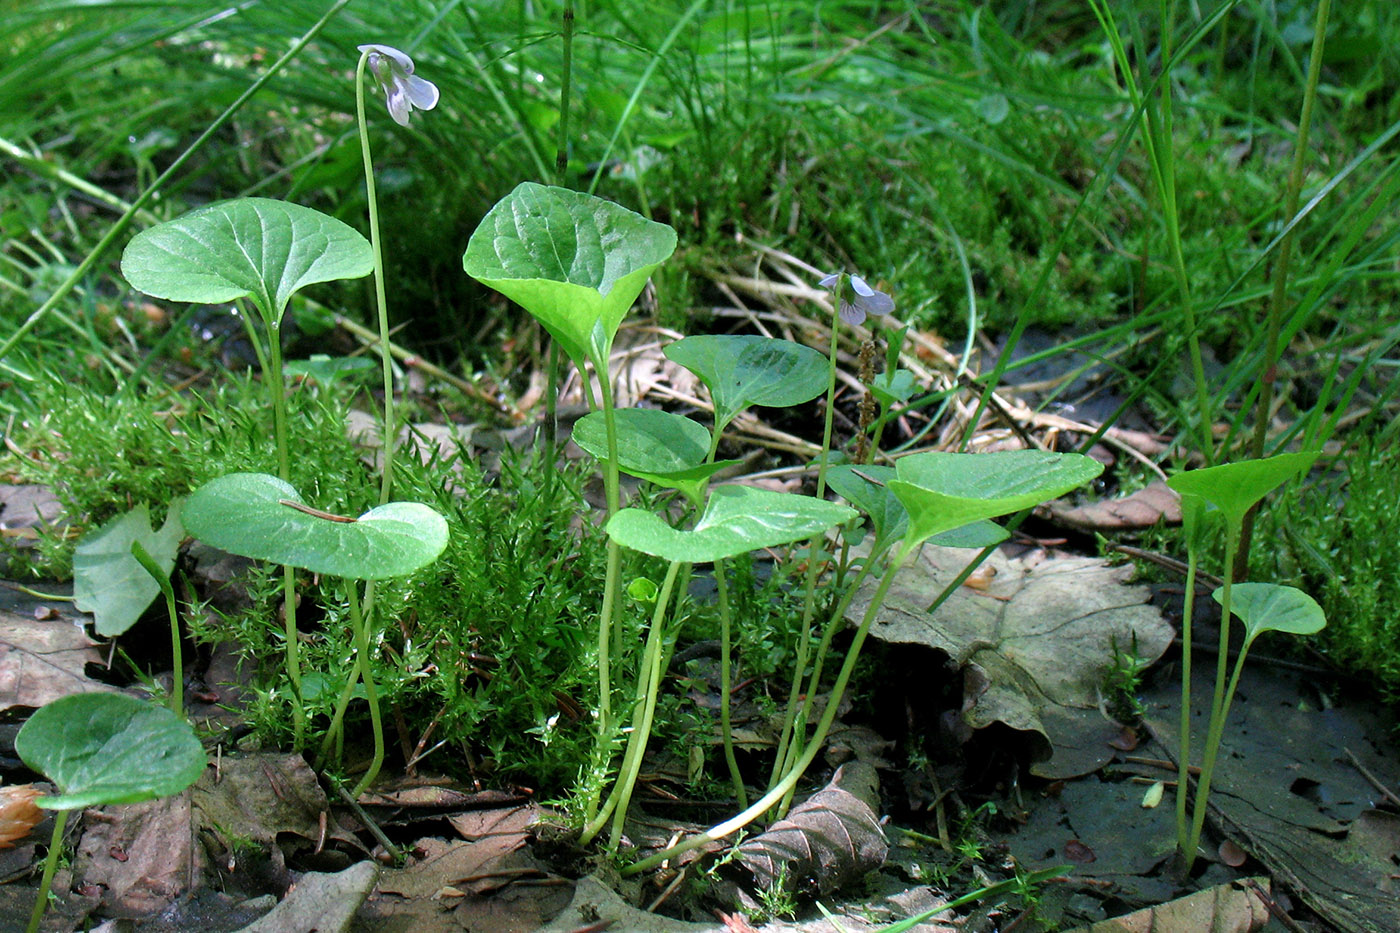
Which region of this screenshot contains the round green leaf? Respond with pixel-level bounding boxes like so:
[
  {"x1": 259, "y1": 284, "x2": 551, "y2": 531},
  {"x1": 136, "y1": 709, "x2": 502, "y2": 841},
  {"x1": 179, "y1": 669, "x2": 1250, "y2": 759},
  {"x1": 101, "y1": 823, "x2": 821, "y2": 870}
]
[
  {"x1": 16, "y1": 693, "x2": 206, "y2": 811},
  {"x1": 1215, "y1": 582, "x2": 1326, "y2": 647},
  {"x1": 664, "y1": 335, "x2": 828, "y2": 433},
  {"x1": 606, "y1": 485, "x2": 856, "y2": 564},
  {"x1": 1167, "y1": 452, "x2": 1317, "y2": 527},
  {"x1": 463, "y1": 183, "x2": 676, "y2": 369},
  {"x1": 183, "y1": 473, "x2": 448, "y2": 580},
  {"x1": 888, "y1": 450, "x2": 1103, "y2": 549},
  {"x1": 121, "y1": 198, "x2": 373, "y2": 324}
]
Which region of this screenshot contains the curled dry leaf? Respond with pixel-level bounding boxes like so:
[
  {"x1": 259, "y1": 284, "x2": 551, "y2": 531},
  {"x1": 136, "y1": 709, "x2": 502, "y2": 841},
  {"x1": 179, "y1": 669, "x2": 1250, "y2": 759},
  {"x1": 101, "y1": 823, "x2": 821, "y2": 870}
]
[
  {"x1": 736, "y1": 763, "x2": 888, "y2": 896},
  {"x1": 0, "y1": 784, "x2": 43, "y2": 847},
  {"x1": 1044, "y1": 480, "x2": 1181, "y2": 532}
]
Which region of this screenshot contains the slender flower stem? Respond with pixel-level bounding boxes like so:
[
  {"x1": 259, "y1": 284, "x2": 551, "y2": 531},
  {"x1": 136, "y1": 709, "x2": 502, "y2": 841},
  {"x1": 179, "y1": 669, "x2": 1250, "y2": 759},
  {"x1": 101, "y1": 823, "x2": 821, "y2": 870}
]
[
  {"x1": 265, "y1": 323, "x2": 305, "y2": 748},
  {"x1": 348, "y1": 580, "x2": 386, "y2": 797},
  {"x1": 1174, "y1": 547, "x2": 1199, "y2": 863},
  {"x1": 622, "y1": 545, "x2": 908, "y2": 877},
  {"x1": 130, "y1": 540, "x2": 182, "y2": 718},
  {"x1": 580, "y1": 561, "x2": 681, "y2": 846},
  {"x1": 715, "y1": 559, "x2": 747, "y2": 809},
  {"x1": 26, "y1": 809, "x2": 69, "y2": 933},
  {"x1": 355, "y1": 51, "x2": 396, "y2": 507},
  {"x1": 769, "y1": 277, "x2": 846, "y2": 795}
]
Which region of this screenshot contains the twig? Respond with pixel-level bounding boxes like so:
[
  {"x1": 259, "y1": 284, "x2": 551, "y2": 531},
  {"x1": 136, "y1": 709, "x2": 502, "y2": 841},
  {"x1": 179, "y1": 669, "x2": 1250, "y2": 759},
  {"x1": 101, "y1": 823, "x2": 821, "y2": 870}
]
[
  {"x1": 1242, "y1": 878, "x2": 1310, "y2": 933},
  {"x1": 327, "y1": 774, "x2": 402, "y2": 862},
  {"x1": 1343, "y1": 747, "x2": 1400, "y2": 810}
]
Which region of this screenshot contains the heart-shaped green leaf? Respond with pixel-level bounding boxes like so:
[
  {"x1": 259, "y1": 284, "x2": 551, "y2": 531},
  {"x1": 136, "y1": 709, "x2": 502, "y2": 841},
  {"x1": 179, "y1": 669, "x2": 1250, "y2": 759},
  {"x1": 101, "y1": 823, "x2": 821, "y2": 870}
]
[
  {"x1": 463, "y1": 183, "x2": 676, "y2": 370},
  {"x1": 929, "y1": 520, "x2": 1010, "y2": 549},
  {"x1": 888, "y1": 450, "x2": 1103, "y2": 551},
  {"x1": 869, "y1": 369, "x2": 918, "y2": 408},
  {"x1": 664, "y1": 335, "x2": 828, "y2": 434},
  {"x1": 1167, "y1": 452, "x2": 1317, "y2": 528},
  {"x1": 16, "y1": 693, "x2": 206, "y2": 811},
  {"x1": 284, "y1": 354, "x2": 378, "y2": 388},
  {"x1": 1215, "y1": 582, "x2": 1326, "y2": 647},
  {"x1": 827, "y1": 465, "x2": 907, "y2": 550},
  {"x1": 572, "y1": 409, "x2": 737, "y2": 502},
  {"x1": 606, "y1": 485, "x2": 856, "y2": 564},
  {"x1": 183, "y1": 473, "x2": 448, "y2": 580},
  {"x1": 121, "y1": 198, "x2": 373, "y2": 325},
  {"x1": 74, "y1": 502, "x2": 184, "y2": 637}
]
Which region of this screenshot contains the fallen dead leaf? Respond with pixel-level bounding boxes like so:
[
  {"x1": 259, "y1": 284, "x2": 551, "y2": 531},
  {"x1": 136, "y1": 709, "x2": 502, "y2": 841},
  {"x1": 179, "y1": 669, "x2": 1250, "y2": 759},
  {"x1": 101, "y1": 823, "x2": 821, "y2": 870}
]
[
  {"x1": 1065, "y1": 877, "x2": 1271, "y2": 933},
  {"x1": 737, "y1": 762, "x2": 888, "y2": 896},
  {"x1": 73, "y1": 792, "x2": 196, "y2": 918},
  {"x1": 0, "y1": 784, "x2": 43, "y2": 847},
  {"x1": 852, "y1": 545, "x2": 1171, "y2": 778},
  {"x1": 0, "y1": 609, "x2": 117, "y2": 711},
  {"x1": 1045, "y1": 481, "x2": 1180, "y2": 532}
]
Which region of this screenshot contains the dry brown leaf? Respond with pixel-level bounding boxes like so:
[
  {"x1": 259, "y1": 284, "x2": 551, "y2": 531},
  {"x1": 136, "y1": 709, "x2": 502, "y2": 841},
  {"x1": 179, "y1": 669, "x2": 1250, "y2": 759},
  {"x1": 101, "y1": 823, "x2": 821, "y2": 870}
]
[
  {"x1": 736, "y1": 763, "x2": 888, "y2": 896},
  {"x1": 1065, "y1": 878, "x2": 1271, "y2": 933},
  {"x1": 1045, "y1": 481, "x2": 1181, "y2": 532},
  {"x1": 852, "y1": 545, "x2": 1171, "y2": 779},
  {"x1": 73, "y1": 793, "x2": 195, "y2": 918},
  {"x1": 0, "y1": 610, "x2": 117, "y2": 712},
  {"x1": 0, "y1": 784, "x2": 43, "y2": 847}
]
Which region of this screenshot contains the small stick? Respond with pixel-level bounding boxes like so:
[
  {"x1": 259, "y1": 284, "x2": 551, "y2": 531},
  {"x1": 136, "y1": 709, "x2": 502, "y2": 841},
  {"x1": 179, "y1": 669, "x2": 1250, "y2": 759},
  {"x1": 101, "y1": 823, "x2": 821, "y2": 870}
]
[
  {"x1": 1344, "y1": 747, "x2": 1400, "y2": 809},
  {"x1": 327, "y1": 774, "x2": 402, "y2": 862}
]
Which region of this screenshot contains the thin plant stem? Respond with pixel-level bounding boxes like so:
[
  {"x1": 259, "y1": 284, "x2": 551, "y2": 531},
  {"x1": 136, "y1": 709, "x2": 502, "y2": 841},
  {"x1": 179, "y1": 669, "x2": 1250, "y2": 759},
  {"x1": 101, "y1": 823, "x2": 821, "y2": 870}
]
[
  {"x1": 348, "y1": 580, "x2": 386, "y2": 797},
  {"x1": 129, "y1": 540, "x2": 182, "y2": 718},
  {"x1": 1174, "y1": 547, "x2": 1199, "y2": 862},
  {"x1": 264, "y1": 320, "x2": 305, "y2": 748},
  {"x1": 715, "y1": 559, "x2": 747, "y2": 809},
  {"x1": 354, "y1": 51, "x2": 397, "y2": 507},
  {"x1": 582, "y1": 353, "x2": 626, "y2": 826},
  {"x1": 580, "y1": 560, "x2": 681, "y2": 846},
  {"x1": 0, "y1": 0, "x2": 353, "y2": 367},
  {"x1": 26, "y1": 808, "x2": 69, "y2": 933},
  {"x1": 769, "y1": 276, "x2": 845, "y2": 794},
  {"x1": 622, "y1": 545, "x2": 909, "y2": 877},
  {"x1": 1239, "y1": 0, "x2": 1331, "y2": 576},
  {"x1": 1187, "y1": 630, "x2": 1254, "y2": 864},
  {"x1": 1182, "y1": 531, "x2": 1237, "y2": 872}
]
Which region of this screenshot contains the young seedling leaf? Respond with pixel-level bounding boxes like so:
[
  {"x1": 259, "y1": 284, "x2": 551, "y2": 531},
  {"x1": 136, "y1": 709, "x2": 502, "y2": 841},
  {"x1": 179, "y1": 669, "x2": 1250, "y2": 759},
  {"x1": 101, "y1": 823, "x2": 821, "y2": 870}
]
[
  {"x1": 73, "y1": 502, "x2": 184, "y2": 637},
  {"x1": 184, "y1": 473, "x2": 448, "y2": 580},
  {"x1": 1215, "y1": 583, "x2": 1326, "y2": 647},
  {"x1": 1167, "y1": 452, "x2": 1317, "y2": 527},
  {"x1": 462, "y1": 182, "x2": 676, "y2": 369},
  {"x1": 869, "y1": 369, "x2": 918, "y2": 408},
  {"x1": 606, "y1": 485, "x2": 856, "y2": 564},
  {"x1": 15, "y1": 693, "x2": 206, "y2": 811},
  {"x1": 120, "y1": 198, "x2": 373, "y2": 325},
  {"x1": 827, "y1": 465, "x2": 907, "y2": 550},
  {"x1": 929, "y1": 520, "x2": 1010, "y2": 549},
  {"x1": 573, "y1": 409, "x2": 736, "y2": 502},
  {"x1": 284, "y1": 354, "x2": 378, "y2": 388},
  {"x1": 664, "y1": 335, "x2": 828, "y2": 434},
  {"x1": 888, "y1": 450, "x2": 1103, "y2": 549}
]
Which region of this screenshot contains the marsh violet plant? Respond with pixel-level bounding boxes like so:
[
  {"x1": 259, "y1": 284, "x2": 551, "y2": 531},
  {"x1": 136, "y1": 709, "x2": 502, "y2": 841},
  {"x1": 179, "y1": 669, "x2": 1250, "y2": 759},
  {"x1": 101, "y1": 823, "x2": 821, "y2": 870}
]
[
  {"x1": 819, "y1": 272, "x2": 894, "y2": 326},
  {"x1": 358, "y1": 44, "x2": 439, "y2": 127}
]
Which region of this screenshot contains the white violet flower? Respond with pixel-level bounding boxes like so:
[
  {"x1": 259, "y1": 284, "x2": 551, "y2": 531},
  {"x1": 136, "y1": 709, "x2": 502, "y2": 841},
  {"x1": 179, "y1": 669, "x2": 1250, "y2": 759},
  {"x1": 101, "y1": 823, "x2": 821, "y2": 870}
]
[
  {"x1": 358, "y1": 44, "x2": 439, "y2": 126},
  {"x1": 819, "y1": 272, "x2": 894, "y2": 326}
]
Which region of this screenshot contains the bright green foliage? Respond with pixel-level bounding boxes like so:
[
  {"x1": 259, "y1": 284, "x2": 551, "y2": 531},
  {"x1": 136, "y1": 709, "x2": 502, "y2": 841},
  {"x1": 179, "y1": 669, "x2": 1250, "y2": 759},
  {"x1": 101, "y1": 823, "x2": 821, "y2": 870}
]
[
  {"x1": 606, "y1": 485, "x2": 856, "y2": 564},
  {"x1": 665, "y1": 335, "x2": 829, "y2": 434},
  {"x1": 1167, "y1": 453, "x2": 1318, "y2": 528},
  {"x1": 183, "y1": 472, "x2": 448, "y2": 580},
  {"x1": 121, "y1": 198, "x2": 373, "y2": 325},
  {"x1": 463, "y1": 183, "x2": 677, "y2": 369},
  {"x1": 889, "y1": 450, "x2": 1104, "y2": 549},
  {"x1": 1216, "y1": 583, "x2": 1326, "y2": 646},
  {"x1": 573, "y1": 408, "x2": 735, "y2": 501},
  {"x1": 73, "y1": 501, "x2": 184, "y2": 636},
  {"x1": 15, "y1": 693, "x2": 206, "y2": 810},
  {"x1": 283, "y1": 355, "x2": 378, "y2": 389}
]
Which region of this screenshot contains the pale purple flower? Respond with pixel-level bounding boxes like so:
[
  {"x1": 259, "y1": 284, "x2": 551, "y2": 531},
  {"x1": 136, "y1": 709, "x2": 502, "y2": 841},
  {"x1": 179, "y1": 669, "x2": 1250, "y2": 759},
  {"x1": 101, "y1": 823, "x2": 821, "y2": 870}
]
[
  {"x1": 358, "y1": 44, "x2": 439, "y2": 126},
  {"x1": 819, "y1": 272, "x2": 894, "y2": 326}
]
